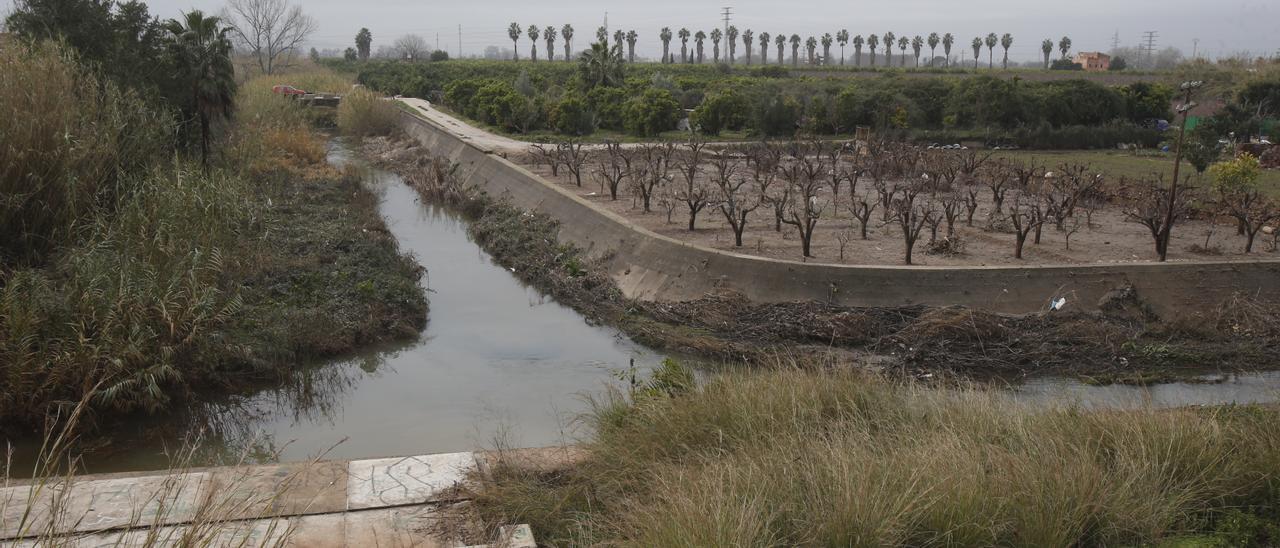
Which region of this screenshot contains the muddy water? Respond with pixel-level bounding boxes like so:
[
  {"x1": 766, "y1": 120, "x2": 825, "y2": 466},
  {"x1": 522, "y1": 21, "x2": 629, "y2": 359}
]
[{"x1": 8, "y1": 140, "x2": 1279, "y2": 476}]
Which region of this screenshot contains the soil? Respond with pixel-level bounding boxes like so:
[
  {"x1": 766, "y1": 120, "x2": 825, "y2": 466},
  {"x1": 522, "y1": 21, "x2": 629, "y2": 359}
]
[{"x1": 519, "y1": 156, "x2": 1280, "y2": 267}]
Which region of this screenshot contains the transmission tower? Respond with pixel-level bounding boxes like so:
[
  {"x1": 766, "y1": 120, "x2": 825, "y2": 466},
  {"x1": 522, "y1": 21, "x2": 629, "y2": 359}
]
[
  {"x1": 1111, "y1": 30, "x2": 1120, "y2": 51},
  {"x1": 1141, "y1": 30, "x2": 1158, "y2": 67}
]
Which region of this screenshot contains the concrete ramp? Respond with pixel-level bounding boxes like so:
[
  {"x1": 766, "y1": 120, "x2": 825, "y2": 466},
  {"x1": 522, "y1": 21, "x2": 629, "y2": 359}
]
[{"x1": 0, "y1": 449, "x2": 558, "y2": 547}]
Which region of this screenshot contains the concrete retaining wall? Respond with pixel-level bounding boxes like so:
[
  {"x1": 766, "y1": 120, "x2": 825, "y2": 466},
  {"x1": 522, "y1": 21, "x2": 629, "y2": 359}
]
[{"x1": 400, "y1": 111, "x2": 1280, "y2": 317}]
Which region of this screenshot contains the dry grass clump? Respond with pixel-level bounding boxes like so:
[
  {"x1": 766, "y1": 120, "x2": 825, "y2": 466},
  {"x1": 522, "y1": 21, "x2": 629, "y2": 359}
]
[
  {"x1": 337, "y1": 87, "x2": 400, "y2": 137},
  {"x1": 474, "y1": 368, "x2": 1280, "y2": 546}
]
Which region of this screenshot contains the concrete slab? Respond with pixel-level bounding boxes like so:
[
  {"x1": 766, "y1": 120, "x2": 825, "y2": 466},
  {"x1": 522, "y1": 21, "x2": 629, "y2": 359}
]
[
  {"x1": 346, "y1": 453, "x2": 475, "y2": 510},
  {"x1": 0, "y1": 472, "x2": 208, "y2": 538},
  {"x1": 209, "y1": 460, "x2": 349, "y2": 518},
  {"x1": 342, "y1": 505, "x2": 462, "y2": 547}
]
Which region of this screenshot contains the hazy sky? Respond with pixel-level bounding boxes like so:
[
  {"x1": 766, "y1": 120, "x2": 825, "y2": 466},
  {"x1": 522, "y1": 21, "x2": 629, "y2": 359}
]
[{"x1": 3, "y1": 0, "x2": 1276, "y2": 62}]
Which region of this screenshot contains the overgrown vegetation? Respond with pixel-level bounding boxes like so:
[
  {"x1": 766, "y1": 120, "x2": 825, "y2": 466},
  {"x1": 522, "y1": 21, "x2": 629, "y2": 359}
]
[
  {"x1": 473, "y1": 367, "x2": 1280, "y2": 546},
  {"x1": 0, "y1": 38, "x2": 425, "y2": 430}
]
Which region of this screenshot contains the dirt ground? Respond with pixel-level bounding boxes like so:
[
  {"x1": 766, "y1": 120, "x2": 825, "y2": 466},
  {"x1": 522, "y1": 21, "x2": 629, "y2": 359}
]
[{"x1": 520, "y1": 157, "x2": 1280, "y2": 267}]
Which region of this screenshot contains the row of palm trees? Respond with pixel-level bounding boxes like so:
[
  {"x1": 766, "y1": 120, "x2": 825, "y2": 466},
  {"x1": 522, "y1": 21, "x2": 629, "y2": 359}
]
[{"x1": 505, "y1": 22, "x2": 1075, "y2": 70}]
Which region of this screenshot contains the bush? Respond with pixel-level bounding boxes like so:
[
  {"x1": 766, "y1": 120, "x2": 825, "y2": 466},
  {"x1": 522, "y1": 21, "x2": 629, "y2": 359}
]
[
  {"x1": 588, "y1": 86, "x2": 629, "y2": 130},
  {"x1": 753, "y1": 93, "x2": 801, "y2": 137},
  {"x1": 550, "y1": 94, "x2": 596, "y2": 136},
  {"x1": 623, "y1": 88, "x2": 681, "y2": 137},
  {"x1": 443, "y1": 78, "x2": 485, "y2": 111},
  {"x1": 691, "y1": 90, "x2": 749, "y2": 135},
  {"x1": 337, "y1": 87, "x2": 399, "y2": 136},
  {"x1": 0, "y1": 42, "x2": 171, "y2": 264},
  {"x1": 1051, "y1": 58, "x2": 1084, "y2": 71}
]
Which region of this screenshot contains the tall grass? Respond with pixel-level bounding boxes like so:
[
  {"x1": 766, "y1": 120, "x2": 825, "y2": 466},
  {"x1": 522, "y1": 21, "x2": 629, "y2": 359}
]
[
  {"x1": 476, "y1": 367, "x2": 1280, "y2": 546},
  {"x1": 0, "y1": 165, "x2": 256, "y2": 423},
  {"x1": 0, "y1": 41, "x2": 171, "y2": 264},
  {"x1": 337, "y1": 87, "x2": 400, "y2": 137}
]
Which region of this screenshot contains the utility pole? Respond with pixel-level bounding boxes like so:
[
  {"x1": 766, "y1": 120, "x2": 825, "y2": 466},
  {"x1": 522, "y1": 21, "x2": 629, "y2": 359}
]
[
  {"x1": 1162, "y1": 80, "x2": 1201, "y2": 262},
  {"x1": 1192, "y1": 38, "x2": 1199, "y2": 60},
  {"x1": 1111, "y1": 30, "x2": 1120, "y2": 52},
  {"x1": 1141, "y1": 30, "x2": 1158, "y2": 68},
  {"x1": 722, "y1": 6, "x2": 732, "y2": 61},
  {"x1": 458, "y1": 25, "x2": 462, "y2": 59}
]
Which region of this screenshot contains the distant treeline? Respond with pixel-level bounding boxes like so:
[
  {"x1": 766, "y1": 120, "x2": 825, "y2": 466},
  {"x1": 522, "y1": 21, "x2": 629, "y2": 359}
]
[{"x1": 339, "y1": 59, "x2": 1177, "y2": 148}]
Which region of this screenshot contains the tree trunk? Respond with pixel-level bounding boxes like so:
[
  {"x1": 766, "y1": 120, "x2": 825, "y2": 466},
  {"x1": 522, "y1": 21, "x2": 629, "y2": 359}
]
[{"x1": 1015, "y1": 234, "x2": 1026, "y2": 259}]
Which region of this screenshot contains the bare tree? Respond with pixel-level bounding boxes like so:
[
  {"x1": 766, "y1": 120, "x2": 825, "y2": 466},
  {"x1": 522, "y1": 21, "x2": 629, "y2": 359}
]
[
  {"x1": 631, "y1": 142, "x2": 675, "y2": 213},
  {"x1": 779, "y1": 155, "x2": 828, "y2": 258},
  {"x1": 557, "y1": 139, "x2": 589, "y2": 186},
  {"x1": 1008, "y1": 191, "x2": 1047, "y2": 259},
  {"x1": 1218, "y1": 188, "x2": 1280, "y2": 252},
  {"x1": 890, "y1": 181, "x2": 936, "y2": 265},
  {"x1": 595, "y1": 141, "x2": 629, "y2": 200},
  {"x1": 530, "y1": 143, "x2": 562, "y2": 176},
  {"x1": 675, "y1": 140, "x2": 711, "y2": 230},
  {"x1": 1041, "y1": 163, "x2": 1104, "y2": 230},
  {"x1": 225, "y1": 0, "x2": 316, "y2": 75},
  {"x1": 1123, "y1": 175, "x2": 1194, "y2": 259},
  {"x1": 392, "y1": 34, "x2": 429, "y2": 60},
  {"x1": 713, "y1": 156, "x2": 759, "y2": 246},
  {"x1": 848, "y1": 190, "x2": 878, "y2": 240}
]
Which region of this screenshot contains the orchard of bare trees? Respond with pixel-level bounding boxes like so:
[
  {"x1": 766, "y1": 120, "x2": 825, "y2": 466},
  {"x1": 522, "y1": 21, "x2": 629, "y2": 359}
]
[{"x1": 521, "y1": 139, "x2": 1280, "y2": 266}]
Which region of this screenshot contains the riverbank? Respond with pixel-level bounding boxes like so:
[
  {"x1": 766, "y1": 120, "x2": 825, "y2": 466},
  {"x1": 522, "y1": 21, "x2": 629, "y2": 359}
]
[
  {"x1": 364, "y1": 134, "x2": 1280, "y2": 383},
  {"x1": 0, "y1": 61, "x2": 428, "y2": 434}
]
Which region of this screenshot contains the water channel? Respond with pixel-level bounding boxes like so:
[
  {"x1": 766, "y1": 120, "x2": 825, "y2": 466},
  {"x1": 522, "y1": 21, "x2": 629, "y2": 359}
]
[{"x1": 7, "y1": 140, "x2": 1278, "y2": 476}]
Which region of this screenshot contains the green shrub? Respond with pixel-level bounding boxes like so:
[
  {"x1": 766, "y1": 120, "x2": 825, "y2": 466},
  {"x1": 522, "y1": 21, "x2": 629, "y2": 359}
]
[
  {"x1": 691, "y1": 90, "x2": 749, "y2": 135},
  {"x1": 753, "y1": 93, "x2": 801, "y2": 137},
  {"x1": 588, "y1": 86, "x2": 629, "y2": 130},
  {"x1": 337, "y1": 87, "x2": 399, "y2": 136},
  {"x1": 623, "y1": 88, "x2": 681, "y2": 137},
  {"x1": 443, "y1": 78, "x2": 485, "y2": 112},
  {"x1": 550, "y1": 94, "x2": 596, "y2": 136}
]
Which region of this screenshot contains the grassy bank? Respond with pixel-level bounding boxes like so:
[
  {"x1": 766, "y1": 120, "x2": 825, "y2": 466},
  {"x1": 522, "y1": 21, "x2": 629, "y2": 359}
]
[
  {"x1": 0, "y1": 44, "x2": 426, "y2": 431},
  {"x1": 474, "y1": 368, "x2": 1280, "y2": 546}
]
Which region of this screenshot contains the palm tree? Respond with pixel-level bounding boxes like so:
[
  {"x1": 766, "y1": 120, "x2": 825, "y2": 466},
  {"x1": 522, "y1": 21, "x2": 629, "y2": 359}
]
[
  {"x1": 984, "y1": 33, "x2": 997, "y2": 68},
  {"x1": 867, "y1": 34, "x2": 879, "y2": 66},
  {"x1": 775, "y1": 34, "x2": 786, "y2": 66},
  {"x1": 626, "y1": 30, "x2": 638, "y2": 63},
  {"x1": 742, "y1": 29, "x2": 754, "y2": 65},
  {"x1": 1058, "y1": 36, "x2": 1072, "y2": 60},
  {"x1": 710, "y1": 28, "x2": 722, "y2": 63},
  {"x1": 912, "y1": 35, "x2": 924, "y2": 67},
  {"x1": 614, "y1": 29, "x2": 625, "y2": 55},
  {"x1": 836, "y1": 29, "x2": 849, "y2": 65},
  {"x1": 164, "y1": 10, "x2": 235, "y2": 168},
  {"x1": 562, "y1": 24, "x2": 574, "y2": 60},
  {"x1": 1041, "y1": 38, "x2": 1053, "y2": 68},
  {"x1": 508, "y1": 22, "x2": 521, "y2": 60},
  {"x1": 820, "y1": 33, "x2": 833, "y2": 65},
  {"x1": 545, "y1": 26, "x2": 557, "y2": 61},
  {"x1": 695, "y1": 31, "x2": 706, "y2": 63},
  {"x1": 528, "y1": 25, "x2": 540, "y2": 61},
  {"x1": 660, "y1": 27, "x2": 673, "y2": 64},
  {"x1": 678, "y1": 28, "x2": 690, "y2": 63},
  {"x1": 790, "y1": 34, "x2": 801, "y2": 66},
  {"x1": 971, "y1": 37, "x2": 982, "y2": 68},
  {"x1": 596, "y1": 26, "x2": 607, "y2": 44},
  {"x1": 806, "y1": 36, "x2": 817, "y2": 64},
  {"x1": 927, "y1": 32, "x2": 939, "y2": 66},
  {"x1": 942, "y1": 33, "x2": 954, "y2": 67},
  {"x1": 1000, "y1": 33, "x2": 1013, "y2": 69},
  {"x1": 897, "y1": 36, "x2": 909, "y2": 67},
  {"x1": 883, "y1": 32, "x2": 895, "y2": 67},
  {"x1": 853, "y1": 34, "x2": 864, "y2": 66},
  {"x1": 759, "y1": 32, "x2": 770, "y2": 64},
  {"x1": 578, "y1": 38, "x2": 625, "y2": 88},
  {"x1": 727, "y1": 26, "x2": 739, "y2": 64}
]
